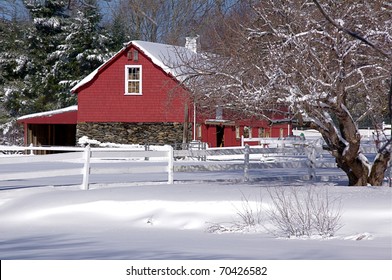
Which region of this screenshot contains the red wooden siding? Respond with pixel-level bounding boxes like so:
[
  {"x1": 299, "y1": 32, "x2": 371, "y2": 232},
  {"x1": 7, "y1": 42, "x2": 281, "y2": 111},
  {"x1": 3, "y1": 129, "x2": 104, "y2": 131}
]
[
  {"x1": 195, "y1": 107, "x2": 290, "y2": 147},
  {"x1": 200, "y1": 123, "x2": 289, "y2": 147},
  {"x1": 76, "y1": 46, "x2": 188, "y2": 123}
]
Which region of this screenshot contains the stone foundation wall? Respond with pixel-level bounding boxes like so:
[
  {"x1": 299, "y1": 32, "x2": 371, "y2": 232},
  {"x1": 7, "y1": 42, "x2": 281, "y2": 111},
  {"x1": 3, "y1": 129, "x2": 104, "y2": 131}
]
[{"x1": 76, "y1": 122, "x2": 190, "y2": 145}]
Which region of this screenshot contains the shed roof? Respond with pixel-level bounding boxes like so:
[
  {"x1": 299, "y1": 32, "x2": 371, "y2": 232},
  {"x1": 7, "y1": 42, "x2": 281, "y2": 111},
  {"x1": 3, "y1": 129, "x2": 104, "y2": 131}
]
[{"x1": 17, "y1": 105, "x2": 78, "y2": 124}]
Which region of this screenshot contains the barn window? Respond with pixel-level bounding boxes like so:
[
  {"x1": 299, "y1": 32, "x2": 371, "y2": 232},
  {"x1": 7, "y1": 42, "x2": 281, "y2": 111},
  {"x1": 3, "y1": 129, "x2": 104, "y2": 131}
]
[
  {"x1": 235, "y1": 126, "x2": 240, "y2": 139},
  {"x1": 125, "y1": 65, "x2": 142, "y2": 95},
  {"x1": 258, "y1": 127, "x2": 265, "y2": 138},
  {"x1": 196, "y1": 124, "x2": 202, "y2": 139},
  {"x1": 243, "y1": 126, "x2": 252, "y2": 138}
]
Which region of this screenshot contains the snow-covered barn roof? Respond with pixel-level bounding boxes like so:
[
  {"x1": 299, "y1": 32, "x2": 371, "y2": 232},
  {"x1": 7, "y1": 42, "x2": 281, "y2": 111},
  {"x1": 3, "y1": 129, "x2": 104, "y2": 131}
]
[
  {"x1": 17, "y1": 105, "x2": 78, "y2": 121},
  {"x1": 71, "y1": 41, "x2": 197, "y2": 93},
  {"x1": 17, "y1": 105, "x2": 78, "y2": 124}
]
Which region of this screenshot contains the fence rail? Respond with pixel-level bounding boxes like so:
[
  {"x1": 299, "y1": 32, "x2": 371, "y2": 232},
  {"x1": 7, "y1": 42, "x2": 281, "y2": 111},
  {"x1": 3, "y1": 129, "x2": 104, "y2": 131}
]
[
  {"x1": 174, "y1": 144, "x2": 324, "y2": 182},
  {"x1": 0, "y1": 145, "x2": 174, "y2": 190},
  {"x1": 241, "y1": 136, "x2": 308, "y2": 147},
  {"x1": 1, "y1": 142, "x2": 381, "y2": 188}
]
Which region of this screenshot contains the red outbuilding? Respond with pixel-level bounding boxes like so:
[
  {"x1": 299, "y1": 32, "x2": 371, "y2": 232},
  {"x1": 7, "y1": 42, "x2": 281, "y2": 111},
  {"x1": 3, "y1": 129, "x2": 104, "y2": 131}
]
[{"x1": 18, "y1": 39, "x2": 291, "y2": 147}]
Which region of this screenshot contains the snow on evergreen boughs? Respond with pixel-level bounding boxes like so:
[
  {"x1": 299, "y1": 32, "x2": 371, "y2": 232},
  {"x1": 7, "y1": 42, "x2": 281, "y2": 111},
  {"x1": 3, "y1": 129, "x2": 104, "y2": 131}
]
[
  {"x1": 0, "y1": 0, "x2": 118, "y2": 145},
  {"x1": 33, "y1": 17, "x2": 61, "y2": 30}
]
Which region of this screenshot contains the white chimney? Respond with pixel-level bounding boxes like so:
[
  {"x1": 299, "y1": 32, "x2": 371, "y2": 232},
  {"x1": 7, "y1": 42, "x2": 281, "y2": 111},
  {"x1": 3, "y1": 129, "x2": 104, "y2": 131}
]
[{"x1": 185, "y1": 36, "x2": 200, "y2": 53}]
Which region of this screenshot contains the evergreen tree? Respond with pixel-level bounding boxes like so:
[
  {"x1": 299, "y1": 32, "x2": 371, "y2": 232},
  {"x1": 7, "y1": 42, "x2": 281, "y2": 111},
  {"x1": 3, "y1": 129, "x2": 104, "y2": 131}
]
[
  {"x1": 1, "y1": 0, "x2": 113, "y2": 117},
  {"x1": 109, "y1": 8, "x2": 131, "y2": 50},
  {"x1": 0, "y1": 14, "x2": 29, "y2": 144},
  {"x1": 54, "y1": 0, "x2": 112, "y2": 93},
  {"x1": 0, "y1": 0, "x2": 114, "y2": 144},
  {"x1": 10, "y1": 0, "x2": 72, "y2": 115},
  {"x1": 0, "y1": 16, "x2": 29, "y2": 114}
]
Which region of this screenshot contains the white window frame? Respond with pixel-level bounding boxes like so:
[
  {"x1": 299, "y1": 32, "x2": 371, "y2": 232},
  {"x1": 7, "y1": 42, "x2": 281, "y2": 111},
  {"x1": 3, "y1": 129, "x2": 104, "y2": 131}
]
[
  {"x1": 125, "y1": 65, "x2": 142, "y2": 95},
  {"x1": 258, "y1": 127, "x2": 265, "y2": 138},
  {"x1": 235, "y1": 126, "x2": 240, "y2": 139},
  {"x1": 196, "y1": 124, "x2": 202, "y2": 139}
]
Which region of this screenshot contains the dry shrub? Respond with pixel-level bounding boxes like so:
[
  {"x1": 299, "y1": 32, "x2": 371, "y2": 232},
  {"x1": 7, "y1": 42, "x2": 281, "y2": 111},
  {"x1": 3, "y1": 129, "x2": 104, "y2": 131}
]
[
  {"x1": 207, "y1": 186, "x2": 343, "y2": 238},
  {"x1": 266, "y1": 187, "x2": 343, "y2": 238}
]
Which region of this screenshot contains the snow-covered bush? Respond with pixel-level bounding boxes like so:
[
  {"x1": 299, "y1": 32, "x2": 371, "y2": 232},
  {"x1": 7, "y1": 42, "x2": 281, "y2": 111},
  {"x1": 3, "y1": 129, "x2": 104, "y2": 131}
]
[
  {"x1": 234, "y1": 192, "x2": 263, "y2": 227},
  {"x1": 207, "y1": 192, "x2": 265, "y2": 234},
  {"x1": 0, "y1": 120, "x2": 23, "y2": 146},
  {"x1": 266, "y1": 187, "x2": 343, "y2": 238},
  {"x1": 207, "y1": 187, "x2": 343, "y2": 238}
]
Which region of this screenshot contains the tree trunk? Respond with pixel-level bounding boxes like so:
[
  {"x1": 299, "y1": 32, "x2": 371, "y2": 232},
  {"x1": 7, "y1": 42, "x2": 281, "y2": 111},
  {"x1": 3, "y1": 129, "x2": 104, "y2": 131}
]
[
  {"x1": 311, "y1": 96, "x2": 391, "y2": 186},
  {"x1": 312, "y1": 105, "x2": 390, "y2": 186},
  {"x1": 368, "y1": 151, "x2": 391, "y2": 186},
  {"x1": 333, "y1": 146, "x2": 390, "y2": 186},
  {"x1": 335, "y1": 155, "x2": 369, "y2": 186}
]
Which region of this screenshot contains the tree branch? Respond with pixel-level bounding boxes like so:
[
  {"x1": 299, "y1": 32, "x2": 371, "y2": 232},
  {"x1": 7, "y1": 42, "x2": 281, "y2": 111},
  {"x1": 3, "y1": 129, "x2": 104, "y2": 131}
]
[
  {"x1": 312, "y1": 0, "x2": 392, "y2": 154},
  {"x1": 312, "y1": 0, "x2": 390, "y2": 59}
]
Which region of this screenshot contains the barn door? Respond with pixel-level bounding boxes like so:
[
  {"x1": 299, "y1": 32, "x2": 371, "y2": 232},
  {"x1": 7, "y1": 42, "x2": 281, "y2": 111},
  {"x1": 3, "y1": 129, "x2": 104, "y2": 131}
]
[{"x1": 216, "y1": 125, "x2": 224, "y2": 147}]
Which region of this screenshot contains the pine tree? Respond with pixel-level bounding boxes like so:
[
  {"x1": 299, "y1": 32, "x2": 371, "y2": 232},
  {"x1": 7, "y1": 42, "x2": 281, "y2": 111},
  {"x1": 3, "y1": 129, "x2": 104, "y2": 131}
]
[
  {"x1": 0, "y1": 0, "x2": 114, "y2": 144},
  {"x1": 1, "y1": 0, "x2": 113, "y2": 116},
  {"x1": 0, "y1": 14, "x2": 29, "y2": 144},
  {"x1": 54, "y1": 0, "x2": 112, "y2": 93},
  {"x1": 11, "y1": 0, "x2": 70, "y2": 114},
  {"x1": 109, "y1": 8, "x2": 131, "y2": 50}
]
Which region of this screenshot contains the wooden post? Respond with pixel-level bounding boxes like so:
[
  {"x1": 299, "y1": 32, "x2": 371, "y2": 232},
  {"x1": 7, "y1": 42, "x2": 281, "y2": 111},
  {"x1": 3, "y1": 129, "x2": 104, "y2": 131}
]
[
  {"x1": 144, "y1": 144, "x2": 149, "y2": 161},
  {"x1": 29, "y1": 143, "x2": 34, "y2": 155},
  {"x1": 306, "y1": 144, "x2": 316, "y2": 181},
  {"x1": 182, "y1": 103, "x2": 189, "y2": 145},
  {"x1": 81, "y1": 145, "x2": 91, "y2": 190},
  {"x1": 167, "y1": 145, "x2": 174, "y2": 184},
  {"x1": 244, "y1": 144, "x2": 250, "y2": 182}
]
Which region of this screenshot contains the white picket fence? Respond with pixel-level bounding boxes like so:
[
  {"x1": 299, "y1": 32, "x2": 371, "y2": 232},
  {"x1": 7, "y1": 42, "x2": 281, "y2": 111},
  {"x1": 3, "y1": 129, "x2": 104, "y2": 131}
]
[{"x1": 0, "y1": 145, "x2": 174, "y2": 190}]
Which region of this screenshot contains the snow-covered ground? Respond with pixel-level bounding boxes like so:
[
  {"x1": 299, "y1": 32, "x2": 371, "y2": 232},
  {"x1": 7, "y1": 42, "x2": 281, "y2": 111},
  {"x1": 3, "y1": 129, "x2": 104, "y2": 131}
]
[{"x1": 0, "y1": 160, "x2": 391, "y2": 260}]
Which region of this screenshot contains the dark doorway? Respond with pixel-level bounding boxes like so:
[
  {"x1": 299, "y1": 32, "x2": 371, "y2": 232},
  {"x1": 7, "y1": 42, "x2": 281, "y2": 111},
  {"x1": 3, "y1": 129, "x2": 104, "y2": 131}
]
[
  {"x1": 27, "y1": 124, "x2": 76, "y2": 147},
  {"x1": 216, "y1": 125, "x2": 224, "y2": 147}
]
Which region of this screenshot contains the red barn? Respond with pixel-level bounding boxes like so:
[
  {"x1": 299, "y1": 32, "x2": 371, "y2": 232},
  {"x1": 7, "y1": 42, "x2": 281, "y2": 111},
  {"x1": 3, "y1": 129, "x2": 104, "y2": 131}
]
[{"x1": 18, "y1": 40, "x2": 290, "y2": 148}]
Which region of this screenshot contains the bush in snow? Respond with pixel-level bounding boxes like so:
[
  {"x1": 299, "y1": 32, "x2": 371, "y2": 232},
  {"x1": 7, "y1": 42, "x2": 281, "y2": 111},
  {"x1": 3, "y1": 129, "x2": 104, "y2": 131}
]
[
  {"x1": 0, "y1": 120, "x2": 23, "y2": 146},
  {"x1": 207, "y1": 186, "x2": 343, "y2": 238},
  {"x1": 206, "y1": 192, "x2": 264, "y2": 234},
  {"x1": 234, "y1": 191, "x2": 264, "y2": 227},
  {"x1": 266, "y1": 187, "x2": 343, "y2": 238}
]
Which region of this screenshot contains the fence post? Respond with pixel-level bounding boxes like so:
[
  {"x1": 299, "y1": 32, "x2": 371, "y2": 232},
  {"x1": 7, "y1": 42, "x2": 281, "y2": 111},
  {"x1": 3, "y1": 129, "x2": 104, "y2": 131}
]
[
  {"x1": 202, "y1": 142, "x2": 207, "y2": 161},
  {"x1": 241, "y1": 135, "x2": 244, "y2": 147},
  {"x1": 144, "y1": 144, "x2": 150, "y2": 161},
  {"x1": 167, "y1": 145, "x2": 174, "y2": 184},
  {"x1": 306, "y1": 144, "x2": 316, "y2": 181},
  {"x1": 81, "y1": 145, "x2": 91, "y2": 190},
  {"x1": 29, "y1": 143, "x2": 34, "y2": 155},
  {"x1": 244, "y1": 144, "x2": 250, "y2": 182}
]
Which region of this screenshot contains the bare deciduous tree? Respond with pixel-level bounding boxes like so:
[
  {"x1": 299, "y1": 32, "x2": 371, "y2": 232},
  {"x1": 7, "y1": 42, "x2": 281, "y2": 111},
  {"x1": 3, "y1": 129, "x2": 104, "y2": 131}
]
[
  {"x1": 0, "y1": 0, "x2": 28, "y2": 20},
  {"x1": 182, "y1": 0, "x2": 392, "y2": 186},
  {"x1": 105, "y1": 0, "x2": 237, "y2": 45}
]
